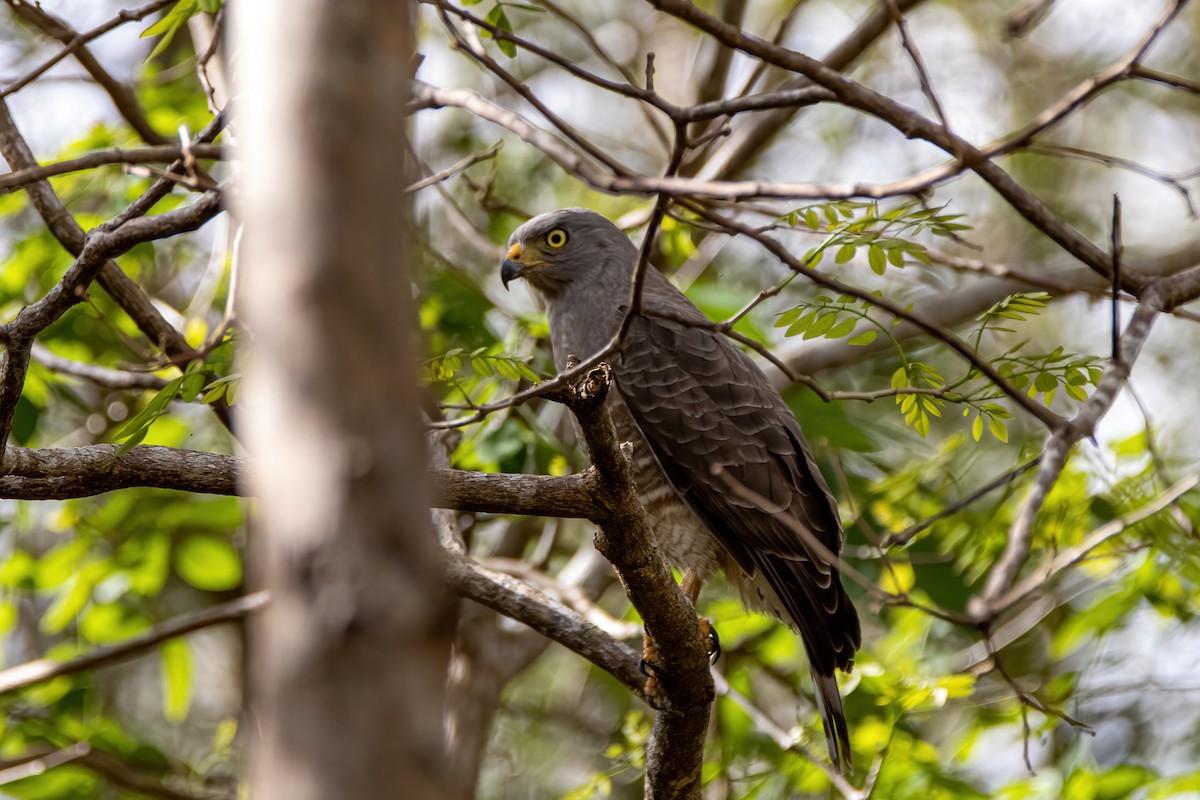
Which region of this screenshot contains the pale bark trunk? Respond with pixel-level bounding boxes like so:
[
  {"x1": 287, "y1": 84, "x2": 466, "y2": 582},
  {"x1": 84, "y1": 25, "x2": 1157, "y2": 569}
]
[{"x1": 235, "y1": 1, "x2": 455, "y2": 797}]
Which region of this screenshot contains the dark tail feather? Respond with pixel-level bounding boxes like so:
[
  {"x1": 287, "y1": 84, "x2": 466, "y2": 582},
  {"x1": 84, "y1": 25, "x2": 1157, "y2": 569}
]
[{"x1": 810, "y1": 666, "x2": 852, "y2": 775}]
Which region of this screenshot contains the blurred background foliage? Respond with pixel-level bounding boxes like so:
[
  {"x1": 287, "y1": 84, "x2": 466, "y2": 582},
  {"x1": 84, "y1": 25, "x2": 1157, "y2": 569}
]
[{"x1": 0, "y1": 0, "x2": 1197, "y2": 798}]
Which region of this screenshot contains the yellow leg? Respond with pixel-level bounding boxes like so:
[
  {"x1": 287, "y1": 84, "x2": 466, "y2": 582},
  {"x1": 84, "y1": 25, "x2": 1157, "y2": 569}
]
[
  {"x1": 680, "y1": 568, "x2": 703, "y2": 606},
  {"x1": 641, "y1": 631, "x2": 664, "y2": 709},
  {"x1": 679, "y1": 569, "x2": 720, "y2": 663}
]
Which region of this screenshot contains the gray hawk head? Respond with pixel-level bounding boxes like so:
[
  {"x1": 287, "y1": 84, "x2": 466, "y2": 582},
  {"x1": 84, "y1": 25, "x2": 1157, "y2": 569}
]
[{"x1": 500, "y1": 208, "x2": 637, "y2": 301}]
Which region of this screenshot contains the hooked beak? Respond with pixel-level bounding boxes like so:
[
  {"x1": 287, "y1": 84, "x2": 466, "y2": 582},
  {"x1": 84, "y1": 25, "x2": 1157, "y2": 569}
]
[
  {"x1": 501, "y1": 242, "x2": 531, "y2": 290},
  {"x1": 500, "y1": 263, "x2": 523, "y2": 290}
]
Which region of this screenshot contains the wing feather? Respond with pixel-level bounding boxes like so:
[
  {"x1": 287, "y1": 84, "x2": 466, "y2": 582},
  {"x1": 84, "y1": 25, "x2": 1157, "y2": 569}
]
[{"x1": 614, "y1": 303, "x2": 861, "y2": 673}]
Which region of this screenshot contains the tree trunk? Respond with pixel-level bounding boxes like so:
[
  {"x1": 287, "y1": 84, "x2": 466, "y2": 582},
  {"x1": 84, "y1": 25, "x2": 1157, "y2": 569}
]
[{"x1": 235, "y1": 1, "x2": 455, "y2": 797}]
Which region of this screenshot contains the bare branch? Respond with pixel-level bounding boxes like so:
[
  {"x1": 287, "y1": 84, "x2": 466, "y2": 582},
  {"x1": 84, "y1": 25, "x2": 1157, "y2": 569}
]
[
  {"x1": 646, "y1": 0, "x2": 1187, "y2": 293},
  {"x1": 882, "y1": 0, "x2": 950, "y2": 131},
  {"x1": 0, "y1": 191, "x2": 222, "y2": 345},
  {"x1": 968, "y1": 298, "x2": 1163, "y2": 622},
  {"x1": 882, "y1": 458, "x2": 1042, "y2": 548},
  {"x1": 0, "y1": 592, "x2": 267, "y2": 696},
  {"x1": 405, "y1": 142, "x2": 502, "y2": 193},
  {"x1": 0, "y1": 743, "x2": 93, "y2": 787},
  {"x1": 4, "y1": 0, "x2": 172, "y2": 144},
  {"x1": 435, "y1": 4, "x2": 634, "y2": 176},
  {"x1": 430, "y1": 466, "x2": 605, "y2": 520},
  {"x1": 31, "y1": 343, "x2": 170, "y2": 389},
  {"x1": 991, "y1": 473, "x2": 1200, "y2": 617},
  {"x1": 0, "y1": 444, "x2": 243, "y2": 499},
  {"x1": 0, "y1": 98, "x2": 222, "y2": 378},
  {"x1": 1027, "y1": 143, "x2": 1196, "y2": 219},
  {"x1": 1132, "y1": 65, "x2": 1200, "y2": 94},
  {"x1": 1006, "y1": 0, "x2": 1058, "y2": 37},
  {"x1": 0, "y1": 144, "x2": 225, "y2": 194},
  {"x1": 685, "y1": 203, "x2": 1065, "y2": 429},
  {"x1": 701, "y1": 0, "x2": 929, "y2": 180},
  {"x1": 445, "y1": 552, "x2": 647, "y2": 700}
]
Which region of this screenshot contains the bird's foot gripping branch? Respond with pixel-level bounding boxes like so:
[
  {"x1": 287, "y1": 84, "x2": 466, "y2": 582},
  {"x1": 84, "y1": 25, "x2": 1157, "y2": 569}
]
[{"x1": 542, "y1": 355, "x2": 714, "y2": 799}]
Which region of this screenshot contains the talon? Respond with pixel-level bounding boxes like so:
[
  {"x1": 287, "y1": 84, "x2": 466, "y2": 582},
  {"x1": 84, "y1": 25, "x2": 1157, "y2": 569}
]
[{"x1": 639, "y1": 657, "x2": 663, "y2": 679}]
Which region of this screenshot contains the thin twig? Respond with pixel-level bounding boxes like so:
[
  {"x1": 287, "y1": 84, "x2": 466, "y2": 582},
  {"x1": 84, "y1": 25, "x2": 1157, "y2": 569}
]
[
  {"x1": 882, "y1": 0, "x2": 950, "y2": 131},
  {"x1": 405, "y1": 142, "x2": 503, "y2": 193},
  {"x1": 0, "y1": 593, "x2": 267, "y2": 696},
  {"x1": 0, "y1": 144, "x2": 224, "y2": 193},
  {"x1": 883, "y1": 458, "x2": 1041, "y2": 548},
  {"x1": 1, "y1": 0, "x2": 178, "y2": 99}
]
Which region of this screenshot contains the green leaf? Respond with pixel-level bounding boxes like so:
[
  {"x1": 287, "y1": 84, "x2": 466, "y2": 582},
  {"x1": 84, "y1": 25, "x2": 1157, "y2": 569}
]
[
  {"x1": 803, "y1": 312, "x2": 837, "y2": 340},
  {"x1": 470, "y1": 357, "x2": 494, "y2": 377},
  {"x1": 201, "y1": 383, "x2": 227, "y2": 404},
  {"x1": 160, "y1": 638, "x2": 194, "y2": 723},
  {"x1": 988, "y1": 416, "x2": 1009, "y2": 442},
  {"x1": 180, "y1": 371, "x2": 205, "y2": 403},
  {"x1": 142, "y1": 0, "x2": 200, "y2": 60},
  {"x1": 868, "y1": 245, "x2": 886, "y2": 275},
  {"x1": 484, "y1": 6, "x2": 517, "y2": 57},
  {"x1": 1065, "y1": 383, "x2": 1088, "y2": 402},
  {"x1": 785, "y1": 310, "x2": 816, "y2": 337},
  {"x1": 890, "y1": 366, "x2": 908, "y2": 389},
  {"x1": 41, "y1": 567, "x2": 100, "y2": 634},
  {"x1": 803, "y1": 209, "x2": 819, "y2": 230},
  {"x1": 848, "y1": 330, "x2": 877, "y2": 346},
  {"x1": 115, "y1": 425, "x2": 149, "y2": 456},
  {"x1": 971, "y1": 414, "x2": 984, "y2": 441},
  {"x1": 174, "y1": 535, "x2": 242, "y2": 592},
  {"x1": 774, "y1": 307, "x2": 803, "y2": 328},
  {"x1": 1093, "y1": 765, "x2": 1152, "y2": 800},
  {"x1": 115, "y1": 377, "x2": 184, "y2": 440},
  {"x1": 80, "y1": 603, "x2": 147, "y2": 644},
  {"x1": 129, "y1": 532, "x2": 171, "y2": 596},
  {"x1": 835, "y1": 244, "x2": 856, "y2": 264},
  {"x1": 827, "y1": 318, "x2": 857, "y2": 339},
  {"x1": 494, "y1": 359, "x2": 520, "y2": 380},
  {"x1": 914, "y1": 412, "x2": 930, "y2": 437}
]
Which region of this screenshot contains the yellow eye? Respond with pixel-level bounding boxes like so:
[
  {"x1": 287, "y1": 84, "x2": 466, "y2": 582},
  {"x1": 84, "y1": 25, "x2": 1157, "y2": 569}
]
[{"x1": 545, "y1": 228, "x2": 568, "y2": 249}]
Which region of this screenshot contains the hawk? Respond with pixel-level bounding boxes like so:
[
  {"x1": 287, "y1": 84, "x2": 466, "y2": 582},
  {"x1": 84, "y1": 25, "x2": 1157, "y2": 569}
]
[{"x1": 501, "y1": 208, "x2": 862, "y2": 772}]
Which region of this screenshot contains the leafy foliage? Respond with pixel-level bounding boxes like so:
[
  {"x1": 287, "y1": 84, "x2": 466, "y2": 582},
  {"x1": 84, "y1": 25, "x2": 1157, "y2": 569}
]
[
  {"x1": 2, "y1": 2, "x2": 1199, "y2": 798},
  {"x1": 781, "y1": 200, "x2": 967, "y2": 274}
]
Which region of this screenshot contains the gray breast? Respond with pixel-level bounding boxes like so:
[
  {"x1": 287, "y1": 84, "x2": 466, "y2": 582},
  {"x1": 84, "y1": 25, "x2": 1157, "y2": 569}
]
[
  {"x1": 606, "y1": 391, "x2": 726, "y2": 581},
  {"x1": 607, "y1": 390, "x2": 796, "y2": 624}
]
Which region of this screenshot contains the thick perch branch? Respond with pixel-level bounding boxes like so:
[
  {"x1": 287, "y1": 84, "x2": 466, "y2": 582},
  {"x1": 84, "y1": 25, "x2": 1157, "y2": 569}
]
[
  {"x1": 444, "y1": 551, "x2": 646, "y2": 699},
  {"x1": 429, "y1": 466, "x2": 604, "y2": 520},
  {"x1": 0, "y1": 445, "x2": 243, "y2": 499},
  {"x1": 546, "y1": 361, "x2": 713, "y2": 800}
]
